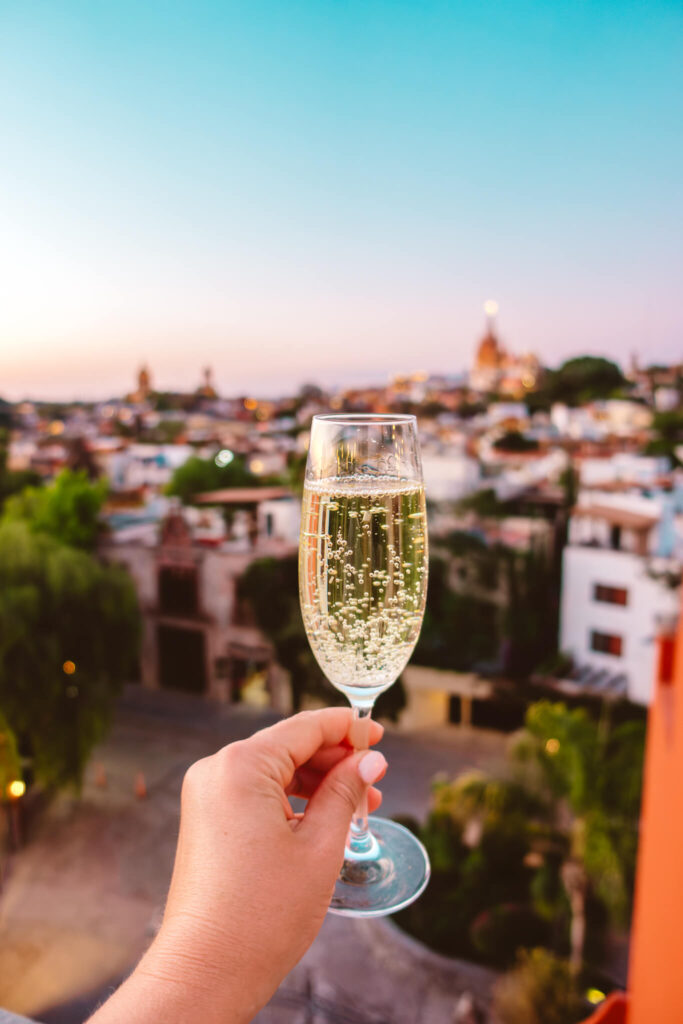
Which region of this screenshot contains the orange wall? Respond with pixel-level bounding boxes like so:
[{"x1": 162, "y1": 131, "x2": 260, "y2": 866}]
[{"x1": 627, "y1": 598, "x2": 683, "y2": 1023}]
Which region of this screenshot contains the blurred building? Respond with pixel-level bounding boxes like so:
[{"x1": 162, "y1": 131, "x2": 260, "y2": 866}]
[
  {"x1": 197, "y1": 365, "x2": 218, "y2": 399},
  {"x1": 128, "y1": 364, "x2": 153, "y2": 405},
  {"x1": 559, "y1": 493, "x2": 681, "y2": 705},
  {"x1": 469, "y1": 305, "x2": 539, "y2": 397},
  {"x1": 100, "y1": 493, "x2": 299, "y2": 707}
]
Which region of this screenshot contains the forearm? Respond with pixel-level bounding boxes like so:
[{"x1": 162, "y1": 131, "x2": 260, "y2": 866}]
[{"x1": 87, "y1": 926, "x2": 257, "y2": 1024}]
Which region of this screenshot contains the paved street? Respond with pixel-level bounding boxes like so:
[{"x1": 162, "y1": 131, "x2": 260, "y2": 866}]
[{"x1": 0, "y1": 687, "x2": 507, "y2": 1022}]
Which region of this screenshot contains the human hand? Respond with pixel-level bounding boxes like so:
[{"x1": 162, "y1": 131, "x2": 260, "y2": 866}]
[{"x1": 89, "y1": 708, "x2": 387, "y2": 1024}]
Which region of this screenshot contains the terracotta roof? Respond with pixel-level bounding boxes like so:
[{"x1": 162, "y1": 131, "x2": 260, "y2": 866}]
[
  {"x1": 571, "y1": 503, "x2": 659, "y2": 530},
  {"x1": 195, "y1": 486, "x2": 291, "y2": 505},
  {"x1": 583, "y1": 476, "x2": 674, "y2": 493}
]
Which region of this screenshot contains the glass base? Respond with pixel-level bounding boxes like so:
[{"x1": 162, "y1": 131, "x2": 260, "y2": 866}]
[{"x1": 329, "y1": 816, "x2": 430, "y2": 918}]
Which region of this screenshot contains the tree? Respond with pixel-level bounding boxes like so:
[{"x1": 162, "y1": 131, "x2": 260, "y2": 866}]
[
  {"x1": 511, "y1": 702, "x2": 645, "y2": 972},
  {"x1": 493, "y1": 948, "x2": 586, "y2": 1024},
  {"x1": 456, "y1": 487, "x2": 510, "y2": 519},
  {"x1": 396, "y1": 701, "x2": 644, "y2": 976},
  {"x1": 166, "y1": 454, "x2": 262, "y2": 504},
  {"x1": 644, "y1": 409, "x2": 683, "y2": 466},
  {"x1": 528, "y1": 356, "x2": 629, "y2": 410},
  {"x1": 0, "y1": 521, "x2": 139, "y2": 789},
  {"x1": 504, "y1": 544, "x2": 560, "y2": 679},
  {"x1": 394, "y1": 772, "x2": 548, "y2": 965},
  {"x1": 493, "y1": 431, "x2": 540, "y2": 453},
  {"x1": 3, "y1": 469, "x2": 107, "y2": 550},
  {"x1": 413, "y1": 556, "x2": 500, "y2": 671},
  {"x1": 0, "y1": 710, "x2": 22, "y2": 795},
  {"x1": 238, "y1": 555, "x2": 406, "y2": 718},
  {"x1": 544, "y1": 356, "x2": 629, "y2": 407}
]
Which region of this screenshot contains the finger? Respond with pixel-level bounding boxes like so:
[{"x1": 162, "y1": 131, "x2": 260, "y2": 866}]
[
  {"x1": 247, "y1": 709, "x2": 383, "y2": 787},
  {"x1": 289, "y1": 769, "x2": 384, "y2": 813},
  {"x1": 295, "y1": 724, "x2": 384, "y2": 780},
  {"x1": 368, "y1": 786, "x2": 382, "y2": 813},
  {"x1": 298, "y1": 750, "x2": 388, "y2": 853},
  {"x1": 286, "y1": 765, "x2": 326, "y2": 798},
  {"x1": 286, "y1": 732, "x2": 389, "y2": 795}
]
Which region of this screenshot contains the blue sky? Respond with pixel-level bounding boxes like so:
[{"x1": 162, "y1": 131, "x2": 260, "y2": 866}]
[{"x1": 1, "y1": 0, "x2": 681, "y2": 399}]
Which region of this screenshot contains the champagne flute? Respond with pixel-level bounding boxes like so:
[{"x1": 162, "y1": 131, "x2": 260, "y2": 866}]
[{"x1": 298, "y1": 413, "x2": 430, "y2": 916}]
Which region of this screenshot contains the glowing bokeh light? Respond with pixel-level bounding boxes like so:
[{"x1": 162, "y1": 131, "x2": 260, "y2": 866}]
[
  {"x1": 63, "y1": 660, "x2": 76, "y2": 674},
  {"x1": 7, "y1": 780, "x2": 26, "y2": 799},
  {"x1": 483, "y1": 299, "x2": 499, "y2": 317},
  {"x1": 215, "y1": 449, "x2": 235, "y2": 468},
  {"x1": 545, "y1": 738, "x2": 560, "y2": 755}
]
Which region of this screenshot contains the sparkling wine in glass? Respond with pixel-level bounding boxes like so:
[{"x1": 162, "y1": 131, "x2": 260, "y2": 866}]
[{"x1": 298, "y1": 413, "x2": 430, "y2": 916}]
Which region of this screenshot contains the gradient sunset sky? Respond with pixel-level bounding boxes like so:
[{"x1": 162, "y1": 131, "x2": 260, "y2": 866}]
[{"x1": 1, "y1": 0, "x2": 681, "y2": 400}]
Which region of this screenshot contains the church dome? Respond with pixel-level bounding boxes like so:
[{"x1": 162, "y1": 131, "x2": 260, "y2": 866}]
[{"x1": 475, "y1": 331, "x2": 503, "y2": 369}]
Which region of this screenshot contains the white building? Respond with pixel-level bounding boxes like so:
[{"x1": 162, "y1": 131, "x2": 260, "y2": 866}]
[
  {"x1": 560, "y1": 495, "x2": 681, "y2": 705},
  {"x1": 421, "y1": 449, "x2": 481, "y2": 502},
  {"x1": 107, "y1": 443, "x2": 198, "y2": 491},
  {"x1": 578, "y1": 453, "x2": 670, "y2": 489}
]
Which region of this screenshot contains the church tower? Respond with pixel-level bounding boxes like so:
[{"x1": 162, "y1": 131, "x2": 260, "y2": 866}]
[
  {"x1": 470, "y1": 300, "x2": 505, "y2": 392},
  {"x1": 197, "y1": 366, "x2": 218, "y2": 399}
]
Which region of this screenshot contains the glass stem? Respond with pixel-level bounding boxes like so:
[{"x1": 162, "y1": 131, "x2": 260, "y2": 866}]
[{"x1": 347, "y1": 703, "x2": 379, "y2": 859}]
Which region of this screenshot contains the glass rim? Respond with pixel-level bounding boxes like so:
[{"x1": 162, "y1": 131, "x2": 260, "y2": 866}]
[{"x1": 311, "y1": 413, "x2": 417, "y2": 426}]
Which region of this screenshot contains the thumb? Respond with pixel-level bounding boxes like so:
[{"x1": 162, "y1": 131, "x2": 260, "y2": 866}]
[{"x1": 299, "y1": 750, "x2": 387, "y2": 853}]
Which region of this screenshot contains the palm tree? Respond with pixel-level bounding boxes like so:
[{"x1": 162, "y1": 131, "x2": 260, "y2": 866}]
[
  {"x1": 430, "y1": 701, "x2": 644, "y2": 973},
  {"x1": 510, "y1": 702, "x2": 644, "y2": 972}
]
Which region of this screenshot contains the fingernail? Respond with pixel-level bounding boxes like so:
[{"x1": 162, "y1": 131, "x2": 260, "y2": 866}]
[{"x1": 358, "y1": 751, "x2": 387, "y2": 784}]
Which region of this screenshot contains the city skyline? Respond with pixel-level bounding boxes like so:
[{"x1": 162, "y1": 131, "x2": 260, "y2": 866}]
[{"x1": 1, "y1": 0, "x2": 682, "y2": 401}]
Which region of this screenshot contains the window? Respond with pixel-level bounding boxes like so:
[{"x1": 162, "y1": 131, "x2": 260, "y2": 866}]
[
  {"x1": 593, "y1": 584, "x2": 628, "y2": 606},
  {"x1": 591, "y1": 631, "x2": 623, "y2": 657},
  {"x1": 658, "y1": 636, "x2": 676, "y2": 685}
]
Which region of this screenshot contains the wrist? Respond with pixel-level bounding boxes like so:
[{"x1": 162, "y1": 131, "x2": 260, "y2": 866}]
[{"x1": 132, "y1": 919, "x2": 258, "y2": 1024}]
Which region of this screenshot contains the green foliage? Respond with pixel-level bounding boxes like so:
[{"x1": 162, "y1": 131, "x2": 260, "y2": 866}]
[
  {"x1": 397, "y1": 701, "x2": 645, "y2": 971},
  {"x1": 471, "y1": 904, "x2": 550, "y2": 966},
  {"x1": 504, "y1": 545, "x2": 560, "y2": 679},
  {"x1": 238, "y1": 556, "x2": 334, "y2": 712},
  {"x1": 0, "y1": 521, "x2": 139, "y2": 789},
  {"x1": 457, "y1": 399, "x2": 486, "y2": 419},
  {"x1": 644, "y1": 409, "x2": 683, "y2": 465},
  {"x1": 440, "y1": 530, "x2": 488, "y2": 557},
  {"x1": 493, "y1": 948, "x2": 586, "y2": 1024},
  {"x1": 541, "y1": 356, "x2": 629, "y2": 407},
  {"x1": 456, "y1": 487, "x2": 510, "y2": 519},
  {"x1": 144, "y1": 419, "x2": 185, "y2": 443},
  {"x1": 513, "y1": 702, "x2": 601, "y2": 810},
  {"x1": 0, "y1": 468, "x2": 42, "y2": 510},
  {"x1": 493, "y1": 430, "x2": 540, "y2": 453},
  {"x1": 166, "y1": 454, "x2": 262, "y2": 503},
  {"x1": 432, "y1": 770, "x2": 545, "y2": 825},
  {"x1": 0, "y1": 400, "x2": 12, "y2": 430},
  {"x1": 3, "y1": 469, "x2": 107, "y2": 550},
  {"x1": 420, "y1": 399, "x2": 449, "y2": 417},
  {"x1": 430, "y1": 529, "x2": 560, "y2": 678},
  {"x1": 0, "y1": 428, "x2": 42, "y2": 510},
  {"x1": 511, "y1": 702, "x2": 645, "y2": 927},
  {"x1": 284, "y1": 452, "x2": 307, "y2": 493},
  {"x1": 0, "y1": 711, "x2": 22, "y2": 795},
  {"x1": 559, "y1": 465, "x2": 579, "y2": 507},
  {"x1": 396, "y1": 774, "x2": 545, "y2": 965},
  {"x1": 414, "y1": 556, "x2": 499, "y2": 670}
]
